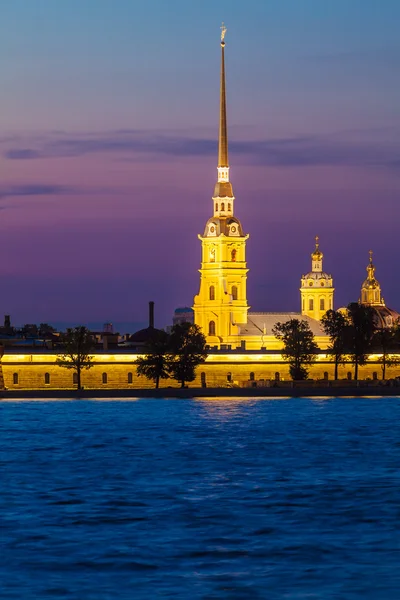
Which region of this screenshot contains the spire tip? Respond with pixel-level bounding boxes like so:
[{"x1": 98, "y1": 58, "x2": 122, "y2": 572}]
[{"x1": 220, "y1": 22, "x2": 227, "y2": 45}]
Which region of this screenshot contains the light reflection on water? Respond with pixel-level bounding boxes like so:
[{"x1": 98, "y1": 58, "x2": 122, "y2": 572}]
[{"x1": 1, "y1": 398, "x2": 400, "y2": 599}]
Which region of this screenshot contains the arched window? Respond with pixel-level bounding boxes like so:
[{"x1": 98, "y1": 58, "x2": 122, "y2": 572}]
[
  {"x1": 231, "y1": 249, "x2": 237, "y2": 262},
  {"x1": 320, "y1": 298, "x2": 325, "y2": 311},
  {"x1": 228, "y1": 203, "x2": 231, "y2": 211},
  {"x1": 209, "y1": 285, "x2": 215, "y2": 301},
  {"x1": 13, "y1": 373, "x2": 18, "y2": 385},
  {"x1": 128, "y1": 372, "x2": 133, "y2": 384},
  {"x1": 227, "y1": 372, "x2": 232, "y2": 383},
  {"x1": 200, "y1": 372, "x2": 206, "y2": 388},
  {"x1": 309, "y1": 298, "x2": 314, "y2": 311},
  {"x1": 347, "y1": 372, "x2": 352, "y2": 381},
  {"x1": 215, "y1": 203, "x2": 219, "y2": 212},
  {"x1": 210, "y1": 248, "x2": 215, "y2": 263},
  {"x1": 249, "y1": 372, "x2": 255, "y2": 381},
  {"x1": 102, "y1": 372, "x2": 108, "y2": 384},
  {"x1": 275, "y1": 372, "x2": 280, "y2": 382},
  {"x1": 231, "y1": 286, "x2": 238, "y2": 300},
  {"x1": 320, "y1": 281, "x2": 325, "y2": 287},
  {"x1": 221, "y1": 202, "x2": 225, "y2": 211},
  {"x1": 44, "y1": 372, "x2": 50, "y2": 385},
  {"x1": 73, "y1": 373, "x2": 78, "y2": 385},
  {"x1": 209, "y1": 321, "x2": 216, "y2": 336}
]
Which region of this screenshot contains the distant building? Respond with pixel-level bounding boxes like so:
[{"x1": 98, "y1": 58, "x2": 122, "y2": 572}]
[{"x1": 172, "y1": 307, "x2": 194, "y2": 326}]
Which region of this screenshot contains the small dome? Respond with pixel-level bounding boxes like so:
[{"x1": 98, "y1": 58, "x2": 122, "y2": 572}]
[{"x1": 311, "y1": 236, "x2": 323, "y2": 261}]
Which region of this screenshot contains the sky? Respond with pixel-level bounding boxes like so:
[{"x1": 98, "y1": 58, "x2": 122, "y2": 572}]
[{"x1": 1, "y1": 0, "x2": 400, "y2": 331}]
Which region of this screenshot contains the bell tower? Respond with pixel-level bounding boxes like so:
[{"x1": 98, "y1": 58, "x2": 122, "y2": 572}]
[
  {"x1": 193, "y1": 25, "x2": 249, "y2": 344},
  {"x1": 300, "y1": 236, "x2": 334, "y2": 321}
]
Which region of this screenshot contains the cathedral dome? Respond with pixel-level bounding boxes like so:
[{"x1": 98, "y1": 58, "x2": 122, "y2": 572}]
[{"x1": 371, "y1": 306, "x2": 400, "y2": 329}]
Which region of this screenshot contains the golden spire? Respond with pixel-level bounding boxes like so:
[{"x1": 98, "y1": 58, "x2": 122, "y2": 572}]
[
  {"x1": 367, "y1": 250, "x2": 375, "y2": 280},
  {"x1": 218, "y1": 22, "x2": 229, "y2": 169}
]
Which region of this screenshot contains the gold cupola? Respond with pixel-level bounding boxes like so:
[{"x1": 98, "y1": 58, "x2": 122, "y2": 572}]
[
  {"x1": 311, "y1": 235, "x2": 323, "y2": 266},
  {"x1": 360, "y1": 251, "x2": 385, "y2": 306}
]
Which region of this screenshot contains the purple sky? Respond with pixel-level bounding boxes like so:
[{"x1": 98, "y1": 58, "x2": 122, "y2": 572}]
[{"x1": 1, "y1": 0, "x2": 400, "y2": 331}]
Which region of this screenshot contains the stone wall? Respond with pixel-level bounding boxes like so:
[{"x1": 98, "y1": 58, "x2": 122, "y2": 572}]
[{"x1": 1, "y1": 353, "x2": 399, "y2": 390}]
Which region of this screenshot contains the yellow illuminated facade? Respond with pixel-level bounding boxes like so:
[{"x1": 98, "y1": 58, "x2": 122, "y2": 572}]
[
  {"x1": 193, "y1": 31, "x2": 249, "y2": 343},
  {"x1": 300, "y1": 236, "x2": 334, "y2": 321}
]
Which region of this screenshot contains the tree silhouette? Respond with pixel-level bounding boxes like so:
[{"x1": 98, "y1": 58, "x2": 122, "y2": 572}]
[
  {"x1": 345, "y1": 303, "x2": 376, "y2": 381},
  {"x1": 372, "y1": 325, "x2": 400, "y2": 380},
  {"x1": 56, "y1": 326, "x2": 94, "y2": 390},
  {"x1": 136, "y1": 330, "x2": 171, "y2": 388},
  {"x1": 272, "y1": 319, "x2": 318, "y2": 381},
  {"x1": 321, "y1": 309, "x2": 349, "y2": 380},
  {"x1": 168, "y1": 323, "x2": 207, "y2": 388}
]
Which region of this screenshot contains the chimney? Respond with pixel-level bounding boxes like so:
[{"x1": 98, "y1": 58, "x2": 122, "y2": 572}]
[
  {"x1": 4, "y1": 315, "x2": 10, "y2": 328},
  {"x1": 149, "y1": 301, "x2": 155, "y2": 329}
]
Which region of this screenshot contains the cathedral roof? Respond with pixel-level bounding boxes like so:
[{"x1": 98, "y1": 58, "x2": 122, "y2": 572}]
[
  {"x1": 203, "y1": 216, "x2": 244, "y2": 237},
  {"x1": 213, "y1": 181, "x2": 234, "y2": 198},
  {"x1": 238, "y1": 313, "x2": 325, "y2": 337}
]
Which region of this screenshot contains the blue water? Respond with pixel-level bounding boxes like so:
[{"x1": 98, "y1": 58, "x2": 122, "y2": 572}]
[{"x1": 1, "y1": 398, "x2": 400, "y2": 599}]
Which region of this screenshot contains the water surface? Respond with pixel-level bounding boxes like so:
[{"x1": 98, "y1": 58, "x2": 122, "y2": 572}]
[{"x1": 1, "y1": 398, "x2": 400, "y2": 599}]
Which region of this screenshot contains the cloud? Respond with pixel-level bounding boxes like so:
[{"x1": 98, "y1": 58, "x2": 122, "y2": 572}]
[
  {"x1": 3, "y1": 129, "x2": 400, "y2": 172},
  {"x1": 0, "y1": 184, "x2": 76, "y2": 202}
]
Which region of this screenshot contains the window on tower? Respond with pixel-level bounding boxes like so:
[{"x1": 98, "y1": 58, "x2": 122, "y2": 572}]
[
  {"x1": 209, "y1": 321, "x2": 216, "y2": 336},
  {"x1": 320, "y1": 298, "x2": 325, "y2": 311},
  {"x1": 231, "y1": 286, "x2": 238, "y2": 300},
  {"x1": 309, "y1": 299, "x2": 314, "y2": 311},
  {"x1": 231, "y1": 249, "x2": 237, "y2": 262},
  {"x1": 215, "y1": 203, "x2": 219, "y2": 211},
  {"x1": 228, "y1": 203, "x2": 231, "y2": 211},
  {"x1": 209, "y1": 285, "x2": 215, "y2": 300},
  {"x1": 221, "y1": 202, "x2": 225, "y2": 211}
]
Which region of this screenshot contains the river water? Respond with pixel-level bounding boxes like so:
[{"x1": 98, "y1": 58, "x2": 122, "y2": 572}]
[{"x1": 1, "y1": 398, "x2": 400, "y2": 599}]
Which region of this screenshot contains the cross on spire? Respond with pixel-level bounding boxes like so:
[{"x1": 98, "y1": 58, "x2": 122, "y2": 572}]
[{"x1": 221, "y1": 22, "x2": 227, "y2": 43}]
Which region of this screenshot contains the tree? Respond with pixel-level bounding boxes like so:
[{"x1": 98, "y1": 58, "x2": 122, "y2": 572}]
[
  {"x1": 321, "y1": 309, "x2": 349, "y2": 380},
  {"x1": 168, "y1": 323, "x2": 207, "y2": 388},
  {"x1": 56, "y1": 326, "x2": 94, "y2": 390},
  {"x1": 272, "y1": 319, "x2": 318, "y2": 381},
  {"x1": 372, "y1": 326, "x2": 400, "y2": 380},
  {"x1": 136, "y1": 330, "x2": 172, "y2": 388},
  {"x1": 345, "y1": 303, "x2": 376, "y2": 381}
]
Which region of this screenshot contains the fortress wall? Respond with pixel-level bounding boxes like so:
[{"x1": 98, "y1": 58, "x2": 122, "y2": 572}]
[{"x1": 1, "y1": 354, "x2": 399, "y2": 390}]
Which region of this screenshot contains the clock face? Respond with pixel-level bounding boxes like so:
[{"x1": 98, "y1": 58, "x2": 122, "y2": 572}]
[
  {"x1": 210, "y1": 225, "x2": 215, "y2": 233},
  {"x1": 230, "y1": 226, "x2": 236, "y2": 233}
]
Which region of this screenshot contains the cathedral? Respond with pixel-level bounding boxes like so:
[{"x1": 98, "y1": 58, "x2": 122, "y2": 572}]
[{"x1": 193, "y1": 29, "x2": 399, "y2": 351}]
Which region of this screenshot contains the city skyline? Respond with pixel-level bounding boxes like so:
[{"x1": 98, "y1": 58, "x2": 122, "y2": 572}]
[{"x1": 1, "y1": 0, "x2": 400, "y2": 328}]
